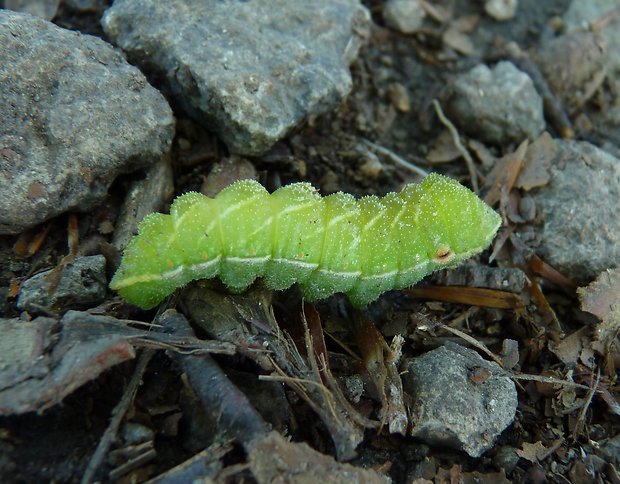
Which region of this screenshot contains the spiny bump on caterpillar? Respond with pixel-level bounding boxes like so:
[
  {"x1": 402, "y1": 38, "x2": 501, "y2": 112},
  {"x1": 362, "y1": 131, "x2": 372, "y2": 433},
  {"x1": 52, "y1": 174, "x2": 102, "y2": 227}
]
[{"x1": 110, "y1": 173, "x2": 501, "y2": 309}]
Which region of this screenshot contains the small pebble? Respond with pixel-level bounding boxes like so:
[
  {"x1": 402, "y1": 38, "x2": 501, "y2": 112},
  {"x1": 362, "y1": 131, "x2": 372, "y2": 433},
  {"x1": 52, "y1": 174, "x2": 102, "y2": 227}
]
[
  {"x1": 484, "y1": 0, "x2": 518, "y2": 21},
  {"x1": 387, "y1": 83, "x2": 411, "y2": 112},
  {"x1": 17, "y1": 255, "x2": 108, "y2": 313},
  {"x1": 518, "y1": 195, "x2": 536, "y2": 222},
  {"x1": 359, "y1": 156, "x2": 384, "y2": 180},
  {"x1": 383, "y1": 0, "x2": 426, "y2": 34}
]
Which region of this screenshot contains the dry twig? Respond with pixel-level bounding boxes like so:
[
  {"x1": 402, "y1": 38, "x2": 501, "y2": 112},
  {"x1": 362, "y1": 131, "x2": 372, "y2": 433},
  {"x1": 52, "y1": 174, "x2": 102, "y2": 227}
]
[
  {"x1": 432, "y1": 99, "x2": 478, "y2": 192},
  {"x1": 81, "y1": 349, "x2": 155, "y2": 484},
  {"x1": 360, "y1": 138, "x2": 429, "y2": 178}
]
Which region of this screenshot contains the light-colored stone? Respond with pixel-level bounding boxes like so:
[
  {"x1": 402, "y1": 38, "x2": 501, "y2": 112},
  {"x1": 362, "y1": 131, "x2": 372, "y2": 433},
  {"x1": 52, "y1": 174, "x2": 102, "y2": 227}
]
[
  {"x1": 383, "y1": 0, "x2": 426, "y2": 34},
  {"x1": 485, "y1": 0, "x2": 518, "y2": 21},
  {"x1": 520, "y1": 140, "x2": 620, "y2": 282},
  {"x1": 448, "y1": 61, "x2": 545, "y2": 145},
  {"x1": 403, "y1": 345, "x2": 517, "y2": 458},
  {"x1": 0, "y1": 11, "x2": 174, "y2": 234},
  {"x1": 102, "y1": 0, "x2": 370, "y2": 156}
]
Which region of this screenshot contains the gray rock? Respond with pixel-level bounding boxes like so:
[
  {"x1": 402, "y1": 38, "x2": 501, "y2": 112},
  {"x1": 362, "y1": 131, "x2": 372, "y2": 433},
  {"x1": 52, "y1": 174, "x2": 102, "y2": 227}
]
[
  {"x1": 522, "y1": 140, "x2": 620, "y2": 282},
  {"x1": 448, "y1": 61, "x2": 545, "y2": 145},
  {"x1": 383, "y1": 0, "x2": 426, "y2": 34},
  {"x1": 64, "y1": 0, "x2": 107, "y2": 12},
  {"x1": 402, "y1": 345, "x2": 517, "y2": 457},
  {"x1": 0, "y1": 11, "x2": 175, "y2": 235},
  {"x1": 0, "y1": 316, "x2": 56, "y2": 374},
  {"x1": 534, "y1": 31, "x2": 607, "y2": 115},
  {"x1": 563, "y1": 0, "x2": 620, "y2": 74},
  {"x1": 562, "y1": 1, "x2": 620, "y2": 140},
  {"x1": 493, "y1": 446, "x2": 521, "y2": 474},
  {"x1": 122, "y1": 422, "x2": 155, "y2": 446},
  {"x1": 101, "y1": 0, "x2": 370, "y2": 156},
  {"x1": 3, "y1": 0, "x2": 60, "y2": 20},
  {"x1": 111, "y1": 158, "x2": 174, "y2": 251},
  {"x1": 599, "y1": 433, "x2": 620, "y2": 467},
  {"x1": 17, "y1": 255, "x2": 107, "y2": 312},
  {"x1": 432, "y1": 265, "x2": 528, "y2": 294}
]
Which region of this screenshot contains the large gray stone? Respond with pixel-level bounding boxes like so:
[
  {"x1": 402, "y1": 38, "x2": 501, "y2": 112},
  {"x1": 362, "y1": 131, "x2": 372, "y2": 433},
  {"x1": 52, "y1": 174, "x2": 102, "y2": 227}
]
[
  {"x1": 0, "y1": 10, "x2": 175, "y2": 234},
  {"x1": 521, "y1": 139, "x2": 620, "y2": 282},
  {"x1": 403, "y1": 345, "x2": 517, "y2": 457},
  {"x1": 534, "y1": 31, "x2": 607, "y2": 115},
  {"x1": 448, "y1": 61, "x2": 545, "y2": 145},
  {"x1": 3, "y1": 0, "x2": 60, "y2": 20},
  {"x1": 65, "y1": 0, "x2": 106, "y2": 12},
  {"x1": 101, "y1": 0, "x2": 370, "y2": 156},
  {"x1": 563, "y1": 0, "x2": 620, "y2": 74}
]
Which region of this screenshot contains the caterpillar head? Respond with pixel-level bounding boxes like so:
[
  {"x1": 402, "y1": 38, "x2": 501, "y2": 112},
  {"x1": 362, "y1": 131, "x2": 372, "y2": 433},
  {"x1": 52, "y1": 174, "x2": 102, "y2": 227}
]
[{"x1": 415, "y1": 173, "x2": 501, "y2": 268}]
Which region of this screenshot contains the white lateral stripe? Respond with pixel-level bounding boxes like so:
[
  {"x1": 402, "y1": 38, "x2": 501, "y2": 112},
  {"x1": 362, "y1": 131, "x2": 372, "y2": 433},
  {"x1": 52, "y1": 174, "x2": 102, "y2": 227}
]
[
  {"x1": 115, "y1": 254, "x2": 437, "y2": 292},
  {"x1": 271, "y1": 258, "x2": 319, "y2": 270},
  {"x1": 360, "y1": 269, "x2": 398, "y2": 282},
  {"x1": 113, "y1": 256, "x2": 222, "y2": 289},
  {"x1": 225, "y1": 256, "x2": 271, "y2": 264},
  {"x1": 356, "y1": 259, "x2": 430, "y2": 284},
  {"x1": 316, "y1": 268, "x2": 362, "y2": 279}
]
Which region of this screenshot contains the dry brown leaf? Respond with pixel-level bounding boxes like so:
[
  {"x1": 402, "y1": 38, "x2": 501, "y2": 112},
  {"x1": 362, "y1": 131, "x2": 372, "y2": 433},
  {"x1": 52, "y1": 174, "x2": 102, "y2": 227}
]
[
  {"x1": 0, "y1": 311, "x2": 235, "y2": 416},
  {"x1": 484, "y1": 139, "x2": 528, "y2": 206},
  {"x1": 468, "y1": 139, "x2": 496, "y2": 169},
  {"x1": 578, "y1": 267, "x2": 620, "y2": 320},
  {"x1": 528, "y1": 254, "x2": 578, "y2": 293},
  {"x1": 517, "y1": 441, "x2": 548, "y2": 463},
  {"x1": 442, "y1": 28, "x2": 475, "y2": 56},
  {"x1": 407, "y1": 286, "x2": 524, "y2": 310},
  {"x1": 419, "y1": 0, "x2": 450, "y2": 23},
  {"x1": 7, "y1": 278, "x2": 21, "y2": 299},
  {"x1": 426, "y1": 129, "x2": 462, "y2": 164},
  {"x1": 577, "y1": 267, "x2": 620, "y2": 345},
  {"x1": 515, "y1": 132, "x2": 556, "y2": 191},
  {"x1": 304, "y1": 302, "x2": 330, "y2": 381},
  {"x1": 500, "y1": 339, "x2": 520, "y2": 370},
  {"x1": 549, "y1": 327, "x2": 590, "y2": 366},
  {"x1": 13, "y1": 224, "x2": 52, "y2": 259},
  {"x1": 450, "y1": 14, "x2": 479, "y2": 33},
  {"x1": 353, "y1": 310, "x2": 407, "y2": 435}
]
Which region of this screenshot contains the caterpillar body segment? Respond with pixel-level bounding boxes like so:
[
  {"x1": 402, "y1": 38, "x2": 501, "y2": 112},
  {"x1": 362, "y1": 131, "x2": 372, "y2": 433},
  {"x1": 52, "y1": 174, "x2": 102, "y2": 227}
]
[{"x1": 110, "y1": 174, "x2": 501, "y2": 309}]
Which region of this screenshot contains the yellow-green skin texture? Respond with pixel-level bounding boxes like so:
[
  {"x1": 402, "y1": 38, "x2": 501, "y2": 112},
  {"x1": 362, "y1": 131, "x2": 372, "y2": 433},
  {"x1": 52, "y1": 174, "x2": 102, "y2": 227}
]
[{"x1": 110, "y1": 173, "x2": 501, "y2": 309}]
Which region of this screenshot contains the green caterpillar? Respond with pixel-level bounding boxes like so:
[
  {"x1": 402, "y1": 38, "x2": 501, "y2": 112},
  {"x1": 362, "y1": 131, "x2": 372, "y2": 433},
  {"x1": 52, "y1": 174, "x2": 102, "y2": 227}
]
[{"x1": 110, "y1": 173, "x2": 501, "y2": 309}]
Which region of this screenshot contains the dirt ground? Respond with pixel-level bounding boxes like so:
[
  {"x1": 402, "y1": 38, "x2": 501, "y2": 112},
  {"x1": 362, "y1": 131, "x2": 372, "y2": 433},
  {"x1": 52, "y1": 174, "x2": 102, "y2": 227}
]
[{"x1": 1, "y1": 0, "x2": 619, "y2": 482}]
